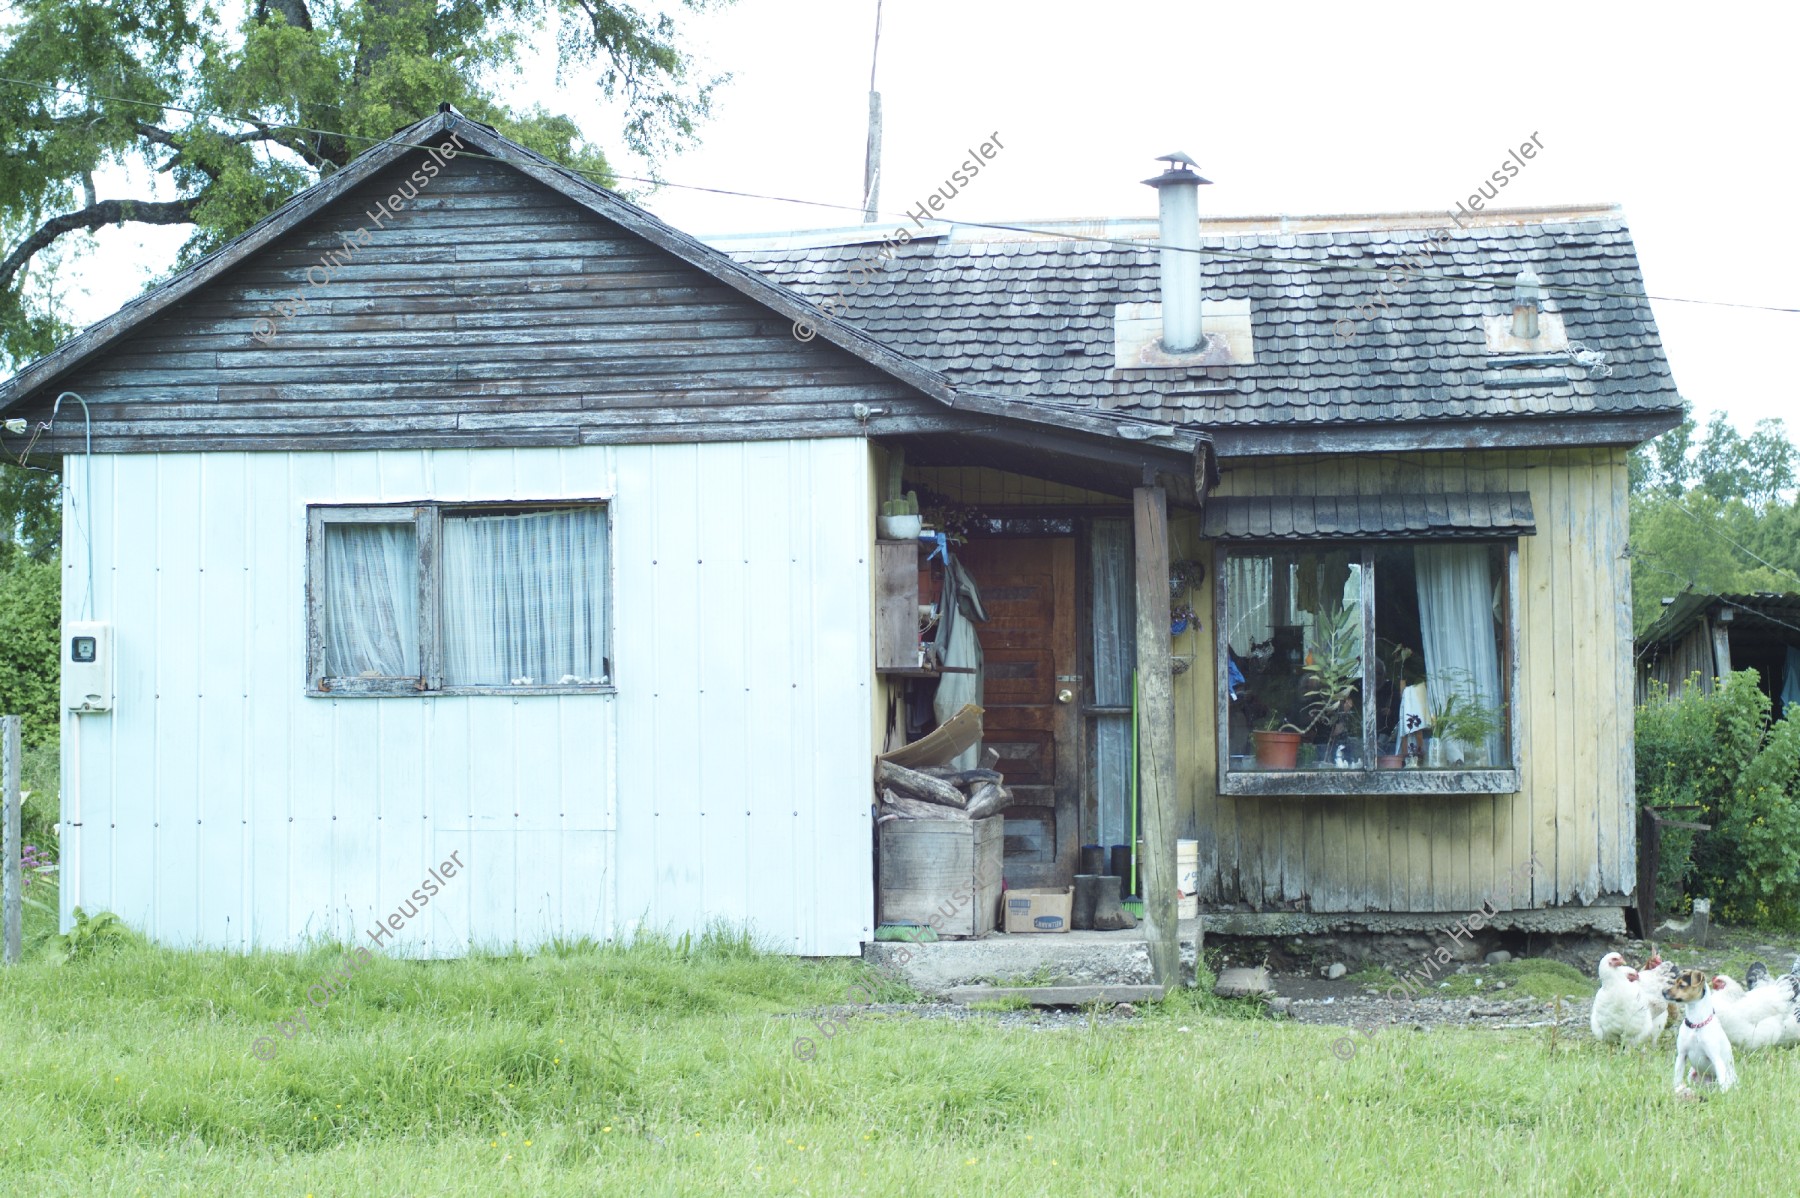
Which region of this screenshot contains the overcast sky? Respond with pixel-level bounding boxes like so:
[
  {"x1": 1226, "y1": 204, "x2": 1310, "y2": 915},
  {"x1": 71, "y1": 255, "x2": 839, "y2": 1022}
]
[{"x1": 66, "y1": 0, "x2": 1798, "y2": 433}]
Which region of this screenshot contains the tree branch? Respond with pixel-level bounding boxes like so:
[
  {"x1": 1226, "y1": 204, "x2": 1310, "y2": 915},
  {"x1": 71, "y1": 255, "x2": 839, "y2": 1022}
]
[{"x1": 0, "y1": 199, "x2": 195, "y2": 295}]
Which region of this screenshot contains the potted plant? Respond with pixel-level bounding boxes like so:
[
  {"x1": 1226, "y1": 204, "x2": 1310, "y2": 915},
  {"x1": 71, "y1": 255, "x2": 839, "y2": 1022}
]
[
  {"x1": 1298, "y1": 603, "x2": 1363, "y2": 763},
  {"x1": 1426, "y1": 683, "x2": 1501, "y2": 767},
  {"x1": 879, "y1": 489, "x2": 922, "y2": 539},
  {"x1": 1250, "y1": 712, "x2": 1303, "y2": 769}
]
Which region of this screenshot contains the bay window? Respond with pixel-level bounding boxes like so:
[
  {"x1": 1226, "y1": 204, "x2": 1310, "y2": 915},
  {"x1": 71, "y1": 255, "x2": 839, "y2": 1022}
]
[{"x1": 1217, "y1": 537, "x2": 1519, "y2": 795}]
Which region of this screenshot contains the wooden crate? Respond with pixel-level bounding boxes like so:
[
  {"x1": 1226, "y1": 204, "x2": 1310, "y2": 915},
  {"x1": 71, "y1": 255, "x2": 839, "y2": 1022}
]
[{"x1": 878, "y1": 817, "x2": 1004, "y2": 938}]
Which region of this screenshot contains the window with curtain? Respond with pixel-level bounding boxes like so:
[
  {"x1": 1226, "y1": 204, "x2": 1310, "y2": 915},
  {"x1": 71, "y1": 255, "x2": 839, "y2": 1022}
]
[
  {"x1": 1220, "y1": 540, "x2": 1516, "y2": 793},
  {"x1": 308, "y1": 502, "x2": 611, "y2": 695}
]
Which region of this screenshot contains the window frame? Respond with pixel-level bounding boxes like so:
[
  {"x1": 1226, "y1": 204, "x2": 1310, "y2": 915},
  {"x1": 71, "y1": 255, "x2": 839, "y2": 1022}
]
[
  {"x1": 305, "y1": 500, "x2": 614, "y2": 698},
  {"x1": 1213, "y1": 539, "x2": 1522, "y2": 797}
]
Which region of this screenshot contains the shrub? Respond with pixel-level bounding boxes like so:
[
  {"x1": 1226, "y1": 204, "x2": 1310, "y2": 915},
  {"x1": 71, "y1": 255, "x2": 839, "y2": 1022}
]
[
  {"x1": 0, "y1": 555, "x2": 59, "y2": 745},
  {"x1": 1637, "y1": 672, "x2": 1800, "y2": 928}
]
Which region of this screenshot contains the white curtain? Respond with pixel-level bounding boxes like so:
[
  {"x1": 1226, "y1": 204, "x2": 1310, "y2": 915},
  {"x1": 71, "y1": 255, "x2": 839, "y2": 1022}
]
[
  {"x1": 323, "y1": 523, "x2": 419, "y2": 677},
  {"x1": 1225, "y1": 556, "x2": 1273, "y2": 655},
  {"x1": 1415, "y1": 544, "x2": 1503, "y2": 765},
  {"x1": 442, "y1": 508, "x2": 608, "y2": 686}
]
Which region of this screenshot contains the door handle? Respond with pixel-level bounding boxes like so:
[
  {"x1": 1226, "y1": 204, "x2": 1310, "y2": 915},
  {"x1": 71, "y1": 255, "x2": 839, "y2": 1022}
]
[{"x1": 1057, "y1": 688, "x2": 1074, "y2": 703}]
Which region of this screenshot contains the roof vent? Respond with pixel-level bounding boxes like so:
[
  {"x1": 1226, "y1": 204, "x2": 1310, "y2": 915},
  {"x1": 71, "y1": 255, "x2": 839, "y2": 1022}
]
[
  {"x1": 1142, "y1": 152, "x2": 1211, "y2": 354},
  {"x1": 1511, "y1": 266, "x2": 1542, "y2": 340}
]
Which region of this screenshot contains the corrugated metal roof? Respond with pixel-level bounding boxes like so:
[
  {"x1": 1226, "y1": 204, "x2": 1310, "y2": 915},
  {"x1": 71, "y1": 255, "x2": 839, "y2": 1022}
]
[
  {"x1": 1202, "y1": 491, "x2": 1536, "y2": 540},
  {"x1": 1636, "y1": 591, "x2": 1800, "y2": 649}
]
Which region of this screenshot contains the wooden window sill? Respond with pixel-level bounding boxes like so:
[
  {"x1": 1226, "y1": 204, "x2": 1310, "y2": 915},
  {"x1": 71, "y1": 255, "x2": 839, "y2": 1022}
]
[
  {"x1": 1220, "y1": 768, "x2": 1520, "y2": 797},
  {"x1": 308, "y1": 684, "x2": 618, "y2": 698}
]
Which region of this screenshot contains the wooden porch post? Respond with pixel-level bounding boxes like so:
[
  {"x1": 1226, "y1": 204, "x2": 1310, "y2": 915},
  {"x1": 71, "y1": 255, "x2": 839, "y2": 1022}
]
[
  {"x1": 1710, "y1": 610, "x2": 1733, "y2": 681},
  {"x1": 1132, "y1": 485, "x2": 1180, "y2": 988}
]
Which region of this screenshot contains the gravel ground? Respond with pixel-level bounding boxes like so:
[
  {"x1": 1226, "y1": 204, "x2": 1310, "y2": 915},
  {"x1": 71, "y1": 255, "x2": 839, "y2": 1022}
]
[{"x1": 781, "y1": 929, "x2": 1800, "y2": 1045}]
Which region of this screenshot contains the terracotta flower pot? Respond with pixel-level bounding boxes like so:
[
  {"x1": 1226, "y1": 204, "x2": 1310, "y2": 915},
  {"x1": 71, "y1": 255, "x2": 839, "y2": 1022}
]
[
  {"x1": 1251, "y1": 729, "x2": 1302, "y2": 769},
  {"x1": 1377, "y1": 754, "x2": 1405, "y2": 769}
]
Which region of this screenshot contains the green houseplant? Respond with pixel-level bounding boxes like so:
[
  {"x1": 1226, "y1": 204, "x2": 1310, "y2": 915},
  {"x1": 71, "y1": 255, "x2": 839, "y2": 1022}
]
[
  {"x1": 1250, "y1": 711, "x2": 1303, "y2": 769},
  {"x1": 1428, "y1": 684, "x2": 1502, "y2": 767},
  {"x1": 1299, "y1": 603, "x2": 1363, "y2": 764}
]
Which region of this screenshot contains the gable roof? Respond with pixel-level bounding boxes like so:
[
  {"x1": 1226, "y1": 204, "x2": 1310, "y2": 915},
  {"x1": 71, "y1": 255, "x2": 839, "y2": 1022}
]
[
  {"x1": 723, "y1": 208, "x2": 1685, "y2": 453},
  {"x1": 0, "y1": 110, "x2": 1211, "y2": 495}
]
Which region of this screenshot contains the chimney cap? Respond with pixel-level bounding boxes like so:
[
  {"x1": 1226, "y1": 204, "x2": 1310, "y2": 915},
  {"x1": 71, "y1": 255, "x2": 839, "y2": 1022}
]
[{"x1": 1143, "y1": 151, "x2": 1212, "y2": 189}]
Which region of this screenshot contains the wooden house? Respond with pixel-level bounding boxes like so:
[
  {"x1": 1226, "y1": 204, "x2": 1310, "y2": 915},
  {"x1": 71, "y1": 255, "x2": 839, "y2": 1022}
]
[
  {"x1": 0, "y1": 112, "x2": 1682, "y2": 960},
  {"x1": 0, "y1": 112, "x2": 1204, "y2": 957},
  {"x1": 1637, "y1": 591, "x2": 1800, "y2": 717},
  {"x1": 731, "y1": 180, "x2": 1683, "y2": 933}
]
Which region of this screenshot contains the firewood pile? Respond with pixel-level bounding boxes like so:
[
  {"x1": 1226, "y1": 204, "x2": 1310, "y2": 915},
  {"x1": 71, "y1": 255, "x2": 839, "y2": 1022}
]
[{"x1": 876, "y1": 752, "x2": 1010, "y2": 823}]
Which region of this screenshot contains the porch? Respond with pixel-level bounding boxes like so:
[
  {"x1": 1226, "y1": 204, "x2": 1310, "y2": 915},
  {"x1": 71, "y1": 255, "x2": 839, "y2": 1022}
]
[
  {"x1": 868, "y1": 411, "x2": 1213, "y2": 988},
  {"x1": 863, "y1": 919, "x2": 1206, "y2": 998}
]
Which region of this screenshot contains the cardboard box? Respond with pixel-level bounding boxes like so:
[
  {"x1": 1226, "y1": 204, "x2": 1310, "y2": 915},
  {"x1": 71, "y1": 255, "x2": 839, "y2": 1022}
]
[{"x1": 1003, "y1": 886, "x2": 1073, "y2": 934}]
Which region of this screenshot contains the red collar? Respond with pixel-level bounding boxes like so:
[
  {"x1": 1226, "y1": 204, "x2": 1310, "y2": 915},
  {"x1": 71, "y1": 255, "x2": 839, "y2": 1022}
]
[{"x1": 1684, "y1": 1012, "x2": 1714, "y2": 1031}]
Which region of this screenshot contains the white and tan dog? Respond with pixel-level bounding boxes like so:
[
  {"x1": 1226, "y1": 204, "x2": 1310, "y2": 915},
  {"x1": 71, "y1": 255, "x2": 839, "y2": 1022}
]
[{"x1": 1664, "y1": 968, "x2": 1737, "y2": 1099}]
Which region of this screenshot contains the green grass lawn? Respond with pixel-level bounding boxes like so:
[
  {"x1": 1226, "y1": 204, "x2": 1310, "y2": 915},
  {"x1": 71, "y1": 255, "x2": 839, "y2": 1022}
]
[{"x1": 4, "y1": 879, "x2": 1798, "y2": 1197}]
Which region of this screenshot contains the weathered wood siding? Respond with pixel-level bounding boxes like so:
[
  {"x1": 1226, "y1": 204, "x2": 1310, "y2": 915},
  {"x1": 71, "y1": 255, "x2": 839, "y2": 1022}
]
[
  {"x1": 14, "y1": 153, "x2": 938, "y2": 453},
  {"x1": 1176, "y1": 448, "x2": 1634, "y2": 912},
  {"x1": 907, "y1": 467, "x2": 1120, "y2": 507},
  {"x1": 1636, "y1": 620, "x2": 1719, "y2": 705},
  {"x1": 61, "y1": 440, "x2": 875, "y2": 955}
]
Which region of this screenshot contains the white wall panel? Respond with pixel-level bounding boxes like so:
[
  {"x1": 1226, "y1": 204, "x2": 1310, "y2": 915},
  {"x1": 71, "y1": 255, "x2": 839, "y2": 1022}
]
[{"x1": 62, "y1": 440, "x2": 873, "y2": 956}]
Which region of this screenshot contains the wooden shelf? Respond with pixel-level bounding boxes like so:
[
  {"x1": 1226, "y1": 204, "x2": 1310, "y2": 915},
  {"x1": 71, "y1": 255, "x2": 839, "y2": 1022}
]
[{"x1": 877, "y1": 665, "x2": 975, "y2": 678}]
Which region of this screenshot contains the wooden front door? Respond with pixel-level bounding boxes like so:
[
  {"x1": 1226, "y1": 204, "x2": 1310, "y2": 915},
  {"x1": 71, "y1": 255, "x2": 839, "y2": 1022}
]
[{"x1": 955, "y1": 537, "x2": 1079, "y2": 888}]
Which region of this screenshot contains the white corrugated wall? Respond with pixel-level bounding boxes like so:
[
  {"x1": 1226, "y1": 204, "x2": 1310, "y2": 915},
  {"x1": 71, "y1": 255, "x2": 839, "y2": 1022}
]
[{"x1": 59, "y1": 440, "x2": 874, "y2": 956}]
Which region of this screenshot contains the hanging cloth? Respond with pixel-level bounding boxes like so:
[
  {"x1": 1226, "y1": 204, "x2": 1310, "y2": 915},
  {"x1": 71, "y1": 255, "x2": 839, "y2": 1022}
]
[{"x1": 932, "y1": 552, "x2": 989, "y2": 771}]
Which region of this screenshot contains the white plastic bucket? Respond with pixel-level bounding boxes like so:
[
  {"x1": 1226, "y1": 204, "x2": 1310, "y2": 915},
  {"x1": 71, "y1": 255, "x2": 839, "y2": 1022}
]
[{"x1": 1176, "y1": 839, "x2": 1199, "y2": 920}]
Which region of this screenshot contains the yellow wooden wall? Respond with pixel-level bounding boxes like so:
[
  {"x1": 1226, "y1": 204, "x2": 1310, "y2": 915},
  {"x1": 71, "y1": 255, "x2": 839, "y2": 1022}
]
[{"x1": 1174, "y1": 448, "x2": 1635, "y2": 913}]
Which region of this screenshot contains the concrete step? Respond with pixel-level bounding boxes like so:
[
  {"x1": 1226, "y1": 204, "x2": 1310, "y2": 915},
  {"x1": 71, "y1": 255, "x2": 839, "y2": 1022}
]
[
  {"x1": 863, "y1": 918, "x2": 1203, "y2": 997},
  {"x1": 943, "y1": 984, "x2": 1167, "y2": 1006}
]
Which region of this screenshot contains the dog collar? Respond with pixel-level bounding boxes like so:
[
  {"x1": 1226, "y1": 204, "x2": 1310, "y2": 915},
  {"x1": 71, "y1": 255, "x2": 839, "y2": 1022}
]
[{"x1": 1684, "y1": 1013, "x2": 1714, "y2": 1031}]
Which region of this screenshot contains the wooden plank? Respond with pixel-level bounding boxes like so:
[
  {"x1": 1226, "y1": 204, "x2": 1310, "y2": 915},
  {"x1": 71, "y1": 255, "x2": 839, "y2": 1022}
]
[
  {"x1": 1132, "y1": 485, "x2": 1179, "y2": 985},
  {"x1": 1357, "y1": 455, "x2": 1395, "y2": 912},
  {"x1": 1574, "y1": 449, "x2": 1607, "y2": 902},
  {"x1": 1610, "y1": 448, "x2": 1637, "y2": 899},
  {"x1": 1547, "y1": 453, "x2": 1576, "y2": 906},
  {"x1": 1505, "y1": 450, "x2": 1534, "y2": 909},
  {"x1": 874, "y1": 542, "x2": 920, "y2": 670}
]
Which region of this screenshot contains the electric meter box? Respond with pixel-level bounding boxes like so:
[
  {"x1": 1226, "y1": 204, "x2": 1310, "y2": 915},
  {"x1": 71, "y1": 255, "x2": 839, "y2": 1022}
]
[{"x1": 63, "y1": 621, "x2": 113, "y2": 713}]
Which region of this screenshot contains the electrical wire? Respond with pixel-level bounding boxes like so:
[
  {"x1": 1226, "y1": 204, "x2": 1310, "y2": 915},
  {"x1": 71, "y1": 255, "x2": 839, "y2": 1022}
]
[
  {"x1": 1668, "y1": 499, "x2": 1800, "y2": 591},
  {"x1": 4, "y1": 72, "x2": 1800, "y2": 317}
]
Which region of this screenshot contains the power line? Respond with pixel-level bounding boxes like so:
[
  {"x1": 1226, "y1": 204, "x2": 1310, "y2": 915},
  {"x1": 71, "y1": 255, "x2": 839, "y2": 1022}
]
[
  {"x1": 5, "y1": 72, "x2": 1800, "y2": 319},
  {"x1": 1668, "y1": 498, "x2": 1800, "y2": 590}
]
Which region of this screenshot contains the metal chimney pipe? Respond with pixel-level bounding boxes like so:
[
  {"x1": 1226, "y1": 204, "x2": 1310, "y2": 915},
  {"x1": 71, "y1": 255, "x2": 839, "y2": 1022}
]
[
  {"x1": 1511, "y1": 265, "x2": 1542, "y2": 340},
  {"x1": 1143, "y1": 153, "x2": 1211, "y2": 354}
]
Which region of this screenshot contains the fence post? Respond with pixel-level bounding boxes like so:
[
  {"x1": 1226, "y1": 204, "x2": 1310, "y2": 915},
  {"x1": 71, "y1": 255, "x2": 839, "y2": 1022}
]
[{"x1": 3, "y1": 714, "x2": 21, "y2": 965}]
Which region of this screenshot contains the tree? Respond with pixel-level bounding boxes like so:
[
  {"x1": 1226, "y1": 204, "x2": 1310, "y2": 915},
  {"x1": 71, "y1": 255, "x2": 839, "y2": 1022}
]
[
  {"x1": 0, "y1": 0, "x2": 732, "y2": 367},
  {"x1": 1629, "y1": 410, "x2": 1800, "y2": 633},
  {"x1": 0, "y1": 0, "x2": 731, "y2": 554}
]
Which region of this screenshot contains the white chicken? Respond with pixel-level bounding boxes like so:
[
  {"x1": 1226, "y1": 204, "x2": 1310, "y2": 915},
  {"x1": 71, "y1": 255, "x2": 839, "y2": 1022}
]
[
  {"x1": 1633, "y1": 952, "x2": 1677, "y2": 1019},
  {"x1": 1708, "y1": 971, "x2": 1798, "y2": 1052},
  {"x1": 1590, "y1": 951, "x2": 1667, "y2": 1048}
]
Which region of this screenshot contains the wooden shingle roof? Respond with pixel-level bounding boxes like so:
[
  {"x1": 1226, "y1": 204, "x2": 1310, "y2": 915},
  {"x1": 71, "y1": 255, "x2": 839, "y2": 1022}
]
[{"x1": 729, "y1": 213, "x2": 1684, "y2": 449}]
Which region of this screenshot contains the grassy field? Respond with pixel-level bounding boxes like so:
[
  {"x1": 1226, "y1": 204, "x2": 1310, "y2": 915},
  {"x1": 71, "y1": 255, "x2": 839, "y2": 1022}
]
[{"x1": 4, "y1": 879, "x2": 1798, "y2": 1197}]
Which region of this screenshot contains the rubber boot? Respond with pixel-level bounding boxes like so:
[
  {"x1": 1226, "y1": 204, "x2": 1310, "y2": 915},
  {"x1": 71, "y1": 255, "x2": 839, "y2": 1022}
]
[
  {"x1": 1072, "y1": 875, "x2": 1102, "y2": 930},
  {"x1": 1091, "y1": 874, "x2": 1138, "y2": 931}
]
